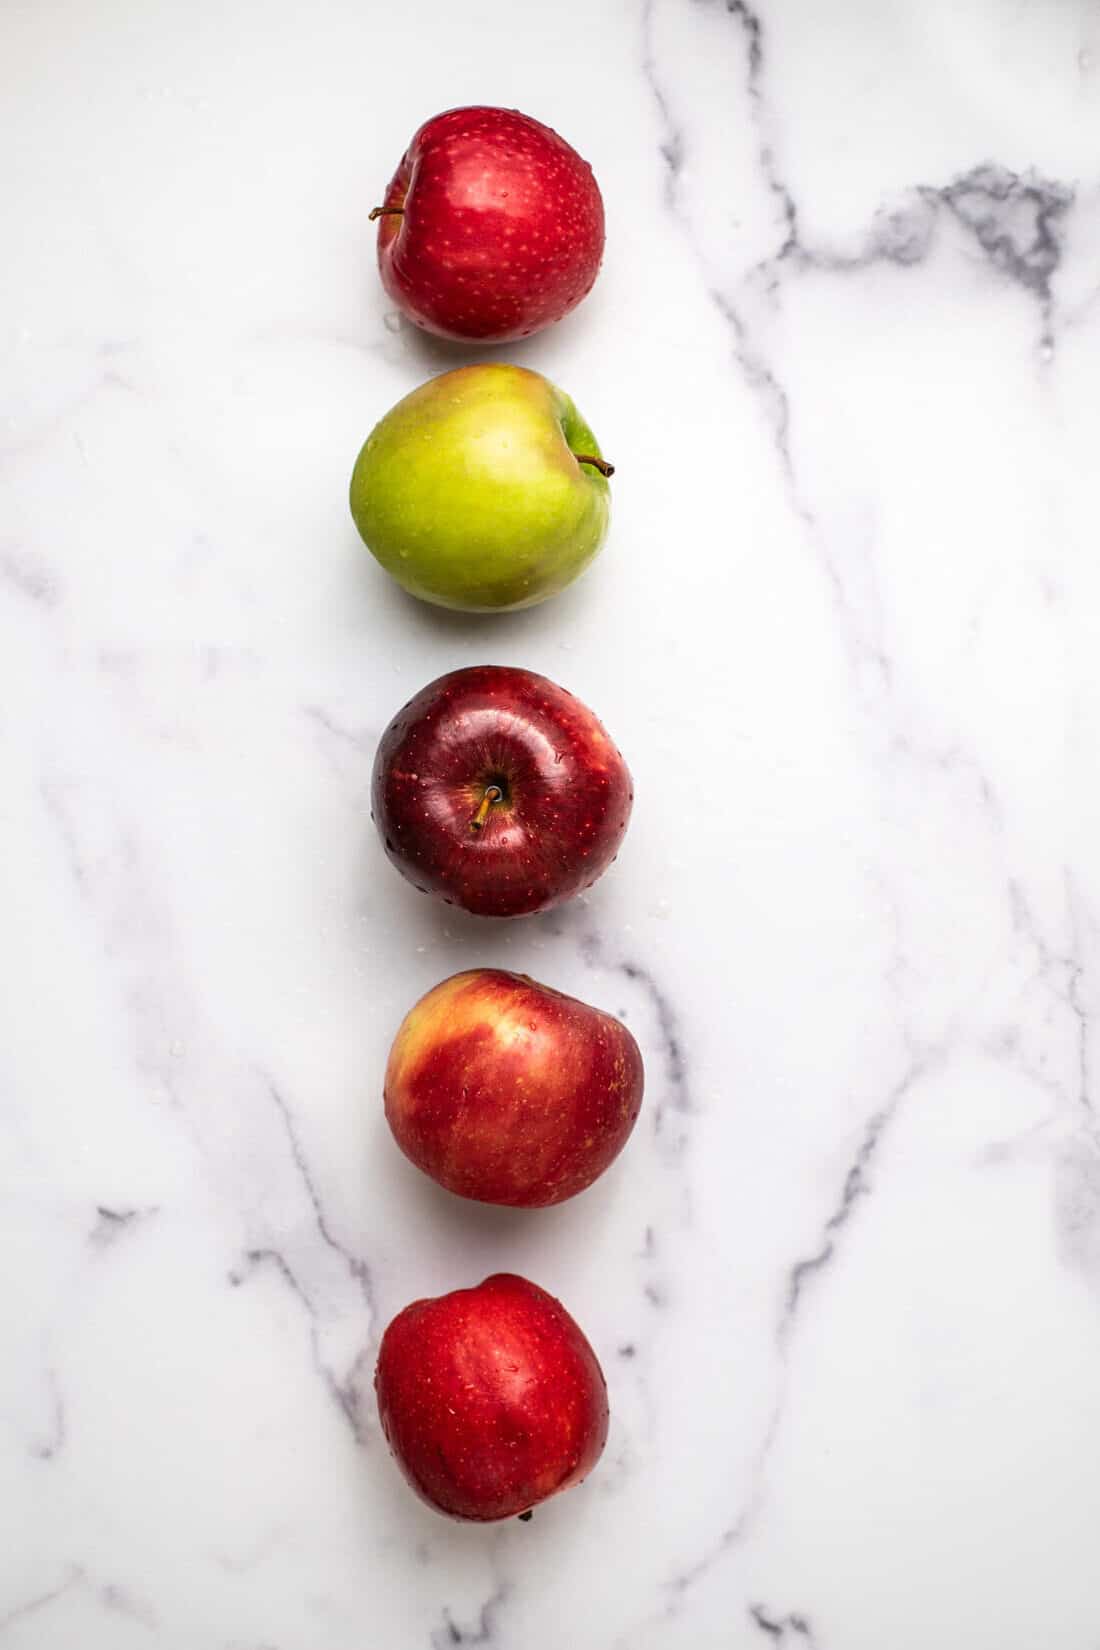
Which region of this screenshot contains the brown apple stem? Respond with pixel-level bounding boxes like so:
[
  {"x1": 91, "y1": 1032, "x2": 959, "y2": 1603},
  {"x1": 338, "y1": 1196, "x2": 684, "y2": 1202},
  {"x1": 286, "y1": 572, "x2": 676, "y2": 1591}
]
[
  {"x1": 470, "y1": 785, "x2": 503, "y2": 831},
  {"x1": 518, "y1": 1509, "x2": 534, "y2": 1522},
  {"x1": 574, "y1": 454, "x2": 615, "y2": 478},
  {"x1": 368, "y1": 206, "x2": 405, "y2": 221}
]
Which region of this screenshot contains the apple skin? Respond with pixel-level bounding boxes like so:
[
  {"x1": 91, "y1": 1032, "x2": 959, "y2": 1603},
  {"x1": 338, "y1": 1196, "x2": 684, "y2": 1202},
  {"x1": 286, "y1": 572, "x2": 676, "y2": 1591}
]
[
  {"x1": 374, "y1": 1274, "x2": 609, "y2": 1522},
  {"x1": 349, "y1": 363, "x2": 611, "y2": 613},
  {"x1": 385, "y1": 969, "x2": 644, "y2": 1207},
  {"x1": 371, "y1": 665, "x2": 633, "y2": 918},
  {"x1": 373, "y1": 106, "x2": 604, "y2": 343}
]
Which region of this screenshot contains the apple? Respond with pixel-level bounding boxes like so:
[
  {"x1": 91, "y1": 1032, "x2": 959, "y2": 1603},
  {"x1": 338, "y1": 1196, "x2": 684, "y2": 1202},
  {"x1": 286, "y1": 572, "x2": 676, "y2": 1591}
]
[
  {"x1": 349, "y1": 363, "x2": 613, "y2": 613},
  {"x1": 372, "y1": 664, "x2": 633, "y2": 918},
  {"x1": 369, "y1": 106, "x2": 604, "y2": 342},
  {"x1": 375, "y1": 1273, "x2": 609, "y2": 1521},
  {"x1": 385, "y1": 969, "x2": 644, "y2": 1207}
]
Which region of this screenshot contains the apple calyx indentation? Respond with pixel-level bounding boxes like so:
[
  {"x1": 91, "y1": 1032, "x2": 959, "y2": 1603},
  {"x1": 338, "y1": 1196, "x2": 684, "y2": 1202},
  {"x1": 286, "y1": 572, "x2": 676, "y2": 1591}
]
[
  {"x1": 470, "y1": 784, "x2": 505, "y2": 832},
  {"x1": 573, "y1": 453, "x2": 614, "y2": 478}
]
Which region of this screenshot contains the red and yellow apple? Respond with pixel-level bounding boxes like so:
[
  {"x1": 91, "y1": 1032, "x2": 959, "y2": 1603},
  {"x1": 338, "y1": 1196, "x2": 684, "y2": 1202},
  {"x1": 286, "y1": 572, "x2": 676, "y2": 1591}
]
[
  {"x1": 375, "y1": 1273, "x2": 609, "y2": 1521},
  {"x1": 385, "y1": 969, "x2": 644, "y2": 1207}
]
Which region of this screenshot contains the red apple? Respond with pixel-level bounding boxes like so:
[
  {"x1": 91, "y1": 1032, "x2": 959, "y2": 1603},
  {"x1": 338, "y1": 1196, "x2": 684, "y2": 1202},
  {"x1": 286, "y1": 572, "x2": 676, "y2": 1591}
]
[
  {"x1": 375, "y1": 1273, "x2": 609, "y2": 1521},
  {"x1": 385, "y1": 969, "x2": 644, "y2": 1207},
  {"x1": 370, "y1": 106, "x2": 605, "y2": 342},
  {"x1": 371, "y1": 665, "x2": 633, "y2": 918}
]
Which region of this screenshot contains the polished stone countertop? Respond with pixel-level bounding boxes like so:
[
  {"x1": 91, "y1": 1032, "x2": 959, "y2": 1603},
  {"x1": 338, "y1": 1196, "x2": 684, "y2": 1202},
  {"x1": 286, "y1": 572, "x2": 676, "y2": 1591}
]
[{"x1": 3, "y1": 1, "x2": 1100, "y2": 1646}]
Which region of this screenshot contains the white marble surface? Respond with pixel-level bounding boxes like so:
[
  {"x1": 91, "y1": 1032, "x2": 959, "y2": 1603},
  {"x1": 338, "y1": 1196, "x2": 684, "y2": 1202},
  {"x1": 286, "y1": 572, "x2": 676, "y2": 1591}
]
[{"x1": 3, "y1": 1, "x2": 1100, "y2": 1645}]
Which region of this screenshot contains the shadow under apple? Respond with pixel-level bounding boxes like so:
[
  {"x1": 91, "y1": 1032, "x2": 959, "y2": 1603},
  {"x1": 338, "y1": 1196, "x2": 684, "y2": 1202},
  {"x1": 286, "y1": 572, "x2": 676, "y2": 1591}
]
[
  {"x1": 373, "y1": 1109, "x2": 632, "y2": 1281},
  {"x1": 391, "y1": 292, "x2": 602, "y2": 379}
]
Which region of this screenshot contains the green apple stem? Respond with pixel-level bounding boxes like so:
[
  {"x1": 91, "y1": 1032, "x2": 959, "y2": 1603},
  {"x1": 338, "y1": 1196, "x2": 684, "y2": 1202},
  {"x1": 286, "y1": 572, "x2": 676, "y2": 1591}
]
[
  {"x1": 368, "y1": 206, "x2": 405, "y2": 221},
  {"x1": 470, "y1": 785, "x2": 504, "y2": 831},
  {"x1": 574, "y1": 454, "x2": 615, "y2": 478}
]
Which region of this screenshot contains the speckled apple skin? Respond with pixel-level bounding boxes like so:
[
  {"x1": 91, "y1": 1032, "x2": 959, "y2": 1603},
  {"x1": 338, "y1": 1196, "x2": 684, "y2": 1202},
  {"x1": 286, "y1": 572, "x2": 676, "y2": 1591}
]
[
  {"x1": 349, "y1": 364, "x2": 610, "y2": 613},
  {"x1": 374, "y1": 1274, "x2": 610, "y2": 1522},
  {"x1": 375, "y1": 106, "x2": 605, "y2": 342},
  {"x1": 371, "y1": 665, "x2": 634, "y2": 918},
  {"x1": 385, "y1": 969, "x2": 645, "y2": 1207}
]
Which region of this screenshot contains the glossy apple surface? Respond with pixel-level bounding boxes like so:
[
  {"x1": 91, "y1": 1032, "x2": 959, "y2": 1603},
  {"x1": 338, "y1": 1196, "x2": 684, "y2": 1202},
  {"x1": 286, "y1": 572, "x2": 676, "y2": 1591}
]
[
  {"x1": 371, "y1": 665, "x2": 633, "y2": 918},
  {"x1": 385, "y1": 969, "x2": 644, "y2": 1206},
  {"x1": 349, "y1": 363, "x2": 612, "y2": 613},
  {"x1": 371, "y1": 106, "x2": 604, "y2": 342},
  {"x1": 375, "y1": 1273, "x2": 609, "y2": 1521}
]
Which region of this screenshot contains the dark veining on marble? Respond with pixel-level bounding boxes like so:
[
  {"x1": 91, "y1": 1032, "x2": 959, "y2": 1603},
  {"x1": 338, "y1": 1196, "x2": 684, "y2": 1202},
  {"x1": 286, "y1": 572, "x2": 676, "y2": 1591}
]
[
  {"x1": 0, "y1": 1568, "x2": 158, "y2": 1639},
  {"x1": 580, "y1": 935, "x2": 691, "y2": 1132},
  {"x1": 94, "y1": 1204, "x2": 140, "y2": 1228},
  {"x1": 663, "y1": 1057, "x2": 933, "y2": 1613},
  {"x1": 722, "y1": 8, "x2": 1073, "y2": 325},
  {"x1": 632, "y1": 5, "x2": 1081, "y2": 1634},
  {"x1": 781, "y1": 1060, "x2": 927, "y2": 1335},
  {"x1": 937, "y1": 164, "x2": 1071, "y2": 347},
  {"x1": 0, "y1": 1569, "x2": 83, "y2": 1635},
  {"x1": 90, "y1": 1204, "x2": 158, "y2": 1247},
  {"x1": 1008, "y1": 878, "x2": 1094, "y2": 1121},
  {"x1": 230, "y1": 1247, "x2": 369, "y2": 1445},
  {"x1": 232, "y1": 1246, "x2": 303, "y2": 1298},
  {"x1": 640, "y1": 0, "x2": 685, "y2": 210},
  {"x1": 646, "y1": 0, "x2": 898, "y2": 685},
  {"x1": 262, "y1": 1076, "x2": 374, "y2": 1309},
  {"x1": 223, "y1": 1078, "x2": 376, "y2": 1443},
  {"x1": 620, "y1": 962, "x2": 689, "y2": 1111},
  {"x1": 643, "y1": 1, "x2": 1075, "y2": 716},
  {"x1": 432, "y1": 1582, "x2": 511, "y2": 1648},
  {"x1": 726, "y1": 0, "x2": 798, "y2": 255},
  {"x1": 750, "y1": 1603, "x2": 815, "y2": 1642}
]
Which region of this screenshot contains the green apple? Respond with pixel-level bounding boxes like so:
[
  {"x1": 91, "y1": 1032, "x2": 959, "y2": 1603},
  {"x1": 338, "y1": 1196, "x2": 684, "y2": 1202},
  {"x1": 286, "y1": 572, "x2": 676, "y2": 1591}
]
[{"x1": 348, "y1": 364, "x2": 612, "y2": 612}]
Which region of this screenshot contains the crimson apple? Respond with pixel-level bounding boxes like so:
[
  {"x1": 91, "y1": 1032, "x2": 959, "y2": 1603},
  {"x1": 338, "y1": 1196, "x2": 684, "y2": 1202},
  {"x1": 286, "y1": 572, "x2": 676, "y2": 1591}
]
[
  {"x1": 371, "y1": 665, "x2": 633, "y2": 918},
  {"x1": 375, "y1": 1273, "x2": 609, "y2": 1521},
  {"x1": 385, "y1": 968, "x2": 644, "y2": 1207},
  {"x1": 370, "y1": 106, "x2": 605, "y2": 342}
]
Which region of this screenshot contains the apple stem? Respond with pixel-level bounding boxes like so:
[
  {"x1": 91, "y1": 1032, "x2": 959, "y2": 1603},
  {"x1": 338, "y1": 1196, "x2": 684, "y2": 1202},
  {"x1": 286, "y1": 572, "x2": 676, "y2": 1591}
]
[
  {"x1": 574, "y1": 454, "x2": 615, "y2": 478},
  {"x1": 470, "y1": 785, "x2": 503, "y2": 831},
  {"x1": 369, "y1": 206, "x2": 405, "y2": 221}
]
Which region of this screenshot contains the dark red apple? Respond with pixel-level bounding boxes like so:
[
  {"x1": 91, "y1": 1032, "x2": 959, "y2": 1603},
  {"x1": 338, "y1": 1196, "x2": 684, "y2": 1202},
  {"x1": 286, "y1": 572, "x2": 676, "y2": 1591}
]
[
  {"x1": 375, "y1": 1273, "x2": 609, "y2": 1521},
  {"x1": 371, "y1": 665, "x2": 633, "y2": 918},
  {"x1": 370, "y1": 106, "x2": 605, "y2": 342},
  {"x1": 385, "y1": 969, "x2": 644, "y2": 1207}
]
